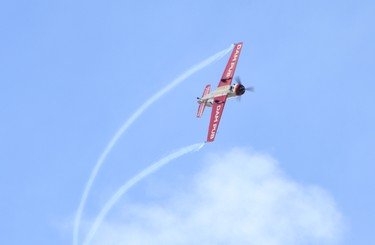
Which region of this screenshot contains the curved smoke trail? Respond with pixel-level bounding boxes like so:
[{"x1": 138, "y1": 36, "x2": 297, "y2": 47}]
[
  {"x1": 82, "y1": 142, "x2": 205, "y2": 245},
  {"x1": 73, "y1": 44, "x2": 234, "y2": 245}
]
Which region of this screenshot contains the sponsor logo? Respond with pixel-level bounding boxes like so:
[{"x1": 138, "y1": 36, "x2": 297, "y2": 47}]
[
  {"x1": 225, "y1": 44, "x2": 242, "y2": 78},
  {"x1": 209, "y1": 104, "x2": 222, "y2": 140}
]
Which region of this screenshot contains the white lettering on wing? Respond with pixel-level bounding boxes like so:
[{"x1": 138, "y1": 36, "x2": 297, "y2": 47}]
[
  {"x1": 209, "y1": 104, "x2": 222, "y2": 140},
  {"x1": 225, "y1": 44, "x2": 242, "y2": 78}
]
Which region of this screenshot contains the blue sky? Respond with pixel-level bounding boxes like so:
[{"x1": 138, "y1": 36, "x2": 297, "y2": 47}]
[{"x1": 1, "y1": 0, "x2": 374, "y2": 244}]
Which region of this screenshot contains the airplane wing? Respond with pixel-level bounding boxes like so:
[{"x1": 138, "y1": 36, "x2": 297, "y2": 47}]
[
  {"x1": 207, "y1": 94, "x2": 228, "y2": 142},
  {"x1": 217, "y1": 42, "x2": 243, "y2": 88}
]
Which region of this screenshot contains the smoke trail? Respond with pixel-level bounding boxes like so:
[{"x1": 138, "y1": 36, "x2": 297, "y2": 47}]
[
  {"x1": 73, "y1": 44, "x2": 234, "y2": 245},
  {"x1": 82, "y1": 142, "x2": 205, "y2": 245}
]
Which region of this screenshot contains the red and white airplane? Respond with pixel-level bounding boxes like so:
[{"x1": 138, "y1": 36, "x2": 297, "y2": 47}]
[{"x1": 197, "y1": 42, "x2": 252, "y2": 142}]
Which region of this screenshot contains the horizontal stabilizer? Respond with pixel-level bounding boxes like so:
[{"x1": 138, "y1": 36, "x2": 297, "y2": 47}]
[{"x1": 197, "y1": 84, "x2": 211, "y2": 118}]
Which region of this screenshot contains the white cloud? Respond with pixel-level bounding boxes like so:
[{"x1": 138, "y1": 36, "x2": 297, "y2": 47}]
[{"x1": 92, "y1": 148, "x2": 344, "y2": 245}]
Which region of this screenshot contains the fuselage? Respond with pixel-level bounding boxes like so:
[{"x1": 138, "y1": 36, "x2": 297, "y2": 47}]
[{"x1": 197, "y1": 84, "x2": 243, "y2": 107}]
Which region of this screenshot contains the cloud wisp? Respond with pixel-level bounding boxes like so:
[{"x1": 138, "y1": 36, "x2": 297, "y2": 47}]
[
  {"x1": 91, "y1": 148, "x2": 344, "y2": 245},
  {"x1": 73, "y1": 44, "x2": 234, "y2": 245}
]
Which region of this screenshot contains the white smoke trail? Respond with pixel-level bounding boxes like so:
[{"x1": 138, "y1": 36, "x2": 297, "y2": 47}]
[
  {"x1": 82, "y1": 142, "x2": 205, "y2": 245},
  {"x1": 73, "y1": 44, "x2": 234, "y2": 245}
]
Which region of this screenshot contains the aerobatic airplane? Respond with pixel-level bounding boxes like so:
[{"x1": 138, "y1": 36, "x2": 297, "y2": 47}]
[{"x1": 197, "y1": 42, "x2": 253, "y2": 142}]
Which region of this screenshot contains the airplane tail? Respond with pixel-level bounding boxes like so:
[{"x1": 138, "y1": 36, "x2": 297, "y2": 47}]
[{"x1": 197, "y1": 84, "x2": 211, "y2": 118}]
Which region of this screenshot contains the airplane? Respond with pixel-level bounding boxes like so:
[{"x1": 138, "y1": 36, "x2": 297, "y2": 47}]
[{"x1": 196, "y1": 42, "x2": 253, "y2": 142}]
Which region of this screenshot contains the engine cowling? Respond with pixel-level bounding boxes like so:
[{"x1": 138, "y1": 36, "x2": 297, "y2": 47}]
[{"x1": 235, "y1": 84, "x2": 246, "y2": 96}]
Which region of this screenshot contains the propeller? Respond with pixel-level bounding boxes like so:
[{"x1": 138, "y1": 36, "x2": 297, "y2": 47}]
[
  {"x1": 235, "y1": 76, "x2": 254, "y2": 94},
  {"x1": 235, "y1": 76, "x2": 242, "y2": 85},
  {"x1": 246, "y1": 86, "x2": 255, "y2": 92},
  {"x1": 234, "y1": 76, "x2": 254, "y2": 102}
]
